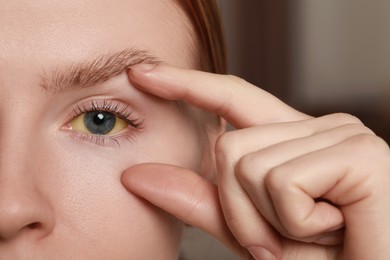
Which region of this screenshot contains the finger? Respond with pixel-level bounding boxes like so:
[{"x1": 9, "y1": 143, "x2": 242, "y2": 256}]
[
  {"x1": 235, "y1": 123, "x2": 373, "y2": 236},
  {"x1": 215, "y1": 137, "x2": 283, "y2": 259},
  {"x1": 121, "y1": 163, "x2": 274, "y2": 259},
  {"x1": 215, "y1": 114, "x2": 367, "y2": 247},
  {"x1": 216, "y1": 113, "x2": 367, "y2": 156},
  {"x1": 262, "y1": 133, "x2": 388, "y2": 258},
  {"x1": 236, "y1": 121, "x2": 373, "y2": 242},
  {"x1": 128, "y1": 63, "x2": 309, "y2": 128}
]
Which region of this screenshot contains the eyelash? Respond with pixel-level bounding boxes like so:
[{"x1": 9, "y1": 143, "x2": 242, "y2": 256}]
[{"x1": 65, "y1": 99, "x2": 144, "y2": 147}]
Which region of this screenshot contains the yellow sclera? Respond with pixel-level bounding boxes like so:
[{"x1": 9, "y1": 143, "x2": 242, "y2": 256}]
[{"x1": 70, "y1": 113, "x2": 128, "y2": 135}]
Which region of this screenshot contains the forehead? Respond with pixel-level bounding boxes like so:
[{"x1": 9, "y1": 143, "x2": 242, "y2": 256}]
[{"x1": 0, "y1": 0, "x2": 196, "y2": 70}]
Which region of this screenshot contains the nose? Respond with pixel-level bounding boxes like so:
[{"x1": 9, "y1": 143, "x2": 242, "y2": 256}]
[
  {"x1": 0, "y1": 90, "x2": 55, "y2": 241},
  {"x1": 0, "y1": 135, "x2": 55, "y2": 241},
  {"x1": 0, "y1": 173, "x2": 55, "y2": 241}
]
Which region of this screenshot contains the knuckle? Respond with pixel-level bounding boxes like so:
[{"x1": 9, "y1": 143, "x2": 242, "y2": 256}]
[
  {"x1": 215, "y1": 131, "x2": 241, "y2": 158},
  {"x1": 264, "y1": 168, "x2": 310, "y2": 237},
  {"x1": 215, "y1": 132, "x2": 243, "y2": 176},
  {"x1": 235, "y1": 153, "x2": 259, "y2": 186},
  {"x1": 264, "y1": 166, "x2": 288, "y2": 192},
  {"x1": 236, "y1": 152, "x2": 278, "y2": 188},
  {"x1": 339, "y1": 123, "x2": 375, "y2": 136},
  {"x1": 284, "y1": 221, "x2": 309, "y2": 238},
  {"x1": 224, "y1": 75, "x2": 257, "y2": 92},
  {"x1": 225, "y1": 74, "x2": 248, "y2": 85},
  {"x1": 277, "y1": 210, "x2": 311, "y2": 238},
  {"x1": 327, "y1": 113, "x2": 363, "y2": 125},
  {"x1": 347, "y1": 133, "x2": 389, "y2": 154}
]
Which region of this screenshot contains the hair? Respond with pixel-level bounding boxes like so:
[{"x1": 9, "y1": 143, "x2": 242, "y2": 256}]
[{"x1": 176, "y1": 0, "x2": 227, "y2": 74}]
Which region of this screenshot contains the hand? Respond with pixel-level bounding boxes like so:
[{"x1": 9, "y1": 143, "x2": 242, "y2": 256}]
[{"x1": 122, "y1": 64, "x2": 390, "y2": 259}]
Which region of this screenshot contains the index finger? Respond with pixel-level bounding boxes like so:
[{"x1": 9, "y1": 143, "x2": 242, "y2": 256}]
[{"x1": 128, "y1": 64, "x2": 310, "y2": 128}]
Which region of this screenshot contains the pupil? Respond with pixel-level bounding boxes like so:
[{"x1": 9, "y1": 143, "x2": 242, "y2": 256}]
[
  {"x1": 94, "y1": 113, "x2": 105, "y2": 125},
  {"x1": 84, "y1": 111, "x2": 116, "y2": 135}
]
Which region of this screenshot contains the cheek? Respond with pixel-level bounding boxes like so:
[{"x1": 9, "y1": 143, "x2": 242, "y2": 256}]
[
  {"x1": 34, "y1": 102, "x2": 202, "y2": 258},
  {"x1": 36, "y1": 139, "x2": 183, "y2": 258}
]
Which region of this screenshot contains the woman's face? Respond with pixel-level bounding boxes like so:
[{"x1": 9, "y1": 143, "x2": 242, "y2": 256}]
[{"x1": 0, "y1": 0, "x2": 208, "y2": 258}]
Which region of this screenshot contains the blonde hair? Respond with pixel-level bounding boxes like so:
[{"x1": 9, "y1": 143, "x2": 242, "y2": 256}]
[{"x1": 177, "y1": 0, "x2": 227, "y2": 74}]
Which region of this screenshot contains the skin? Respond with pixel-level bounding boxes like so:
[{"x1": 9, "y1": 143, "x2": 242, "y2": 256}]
[
  {"x1": 123, "y1": 64, "x2": 390, "y2": 260},
  {"x1": 0, "y1": 0, "x2": 215, "y2": 259},
  {"x1": 2, "y1": 0, "x2": 389, "y2": 259}
]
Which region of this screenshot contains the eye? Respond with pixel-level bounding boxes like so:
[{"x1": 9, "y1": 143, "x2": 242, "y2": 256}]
[
  {"x1": 64, "y1": 99, "x2": 144, "y2": 147},
  {"x1": 71, "y1": 110, "x2": 128, "y2": 135}
]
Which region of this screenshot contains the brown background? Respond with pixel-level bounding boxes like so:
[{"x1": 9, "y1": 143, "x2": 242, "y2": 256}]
[{"x1": 220, "y1": 0, "x2": 390, "y2": 142}]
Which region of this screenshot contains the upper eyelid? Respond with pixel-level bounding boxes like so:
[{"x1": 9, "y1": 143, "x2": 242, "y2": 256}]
[
  {"x1": 73, "y1": 100, "x2": 132, "y2": 118},
  {"x1": 64, "y1": 98, "x2": 145, "y2": 129}
]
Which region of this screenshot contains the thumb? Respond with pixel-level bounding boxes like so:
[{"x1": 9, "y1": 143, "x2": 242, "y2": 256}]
[{"x1": 121, "y1": 163, "x2": 247, "y2": 257}]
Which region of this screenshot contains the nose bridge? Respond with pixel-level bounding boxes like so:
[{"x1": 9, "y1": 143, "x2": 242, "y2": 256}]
[
  {"x1": 0, "y1": 62, "x2": 46, "y2": 155},
  {"x1": 0, "y1": 114, "x2": 39, "y2": 180},
  {"x1": 0, "y1": 112, "x2": 35, "y2": 176}
]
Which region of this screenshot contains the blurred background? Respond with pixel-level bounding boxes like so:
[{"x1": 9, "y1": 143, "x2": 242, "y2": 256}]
[
  {"x1": 182, "y1": 1, "x2": 390, "y2": 259},
  {"x1": 220, "y1": 0, "x2": 390, "y2": 142}
]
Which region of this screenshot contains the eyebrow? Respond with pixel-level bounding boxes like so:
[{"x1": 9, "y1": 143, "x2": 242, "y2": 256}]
[{"x1": 40, "y1": 48, "x2": 161, "y2": 93}]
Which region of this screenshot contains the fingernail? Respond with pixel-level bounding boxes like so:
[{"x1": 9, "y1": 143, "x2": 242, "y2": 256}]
[
  {"x1": 247, "y1": 246, "x2": 276, "y2": 260},
  {"x1": 130, "y1": 63, "x2": 157, "y2": 72}
]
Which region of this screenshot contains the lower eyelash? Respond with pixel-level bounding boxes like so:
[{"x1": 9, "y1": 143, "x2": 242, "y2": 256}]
[
  {"x1": 69, "y1": 131, "x2": 119, "y2": 147},
  {"x1": 68, "y1": 127, "x2": 140, "y2": 148}
]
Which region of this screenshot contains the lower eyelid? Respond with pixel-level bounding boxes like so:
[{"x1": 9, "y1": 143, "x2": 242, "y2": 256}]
[{"x1": 66, "y1": 127, "x2": 139, "y2": 148}]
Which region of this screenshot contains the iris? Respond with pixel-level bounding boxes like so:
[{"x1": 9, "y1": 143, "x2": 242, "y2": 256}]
[{"x1": 84, "y1": 111, "x2": 116, "y2": 135}]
